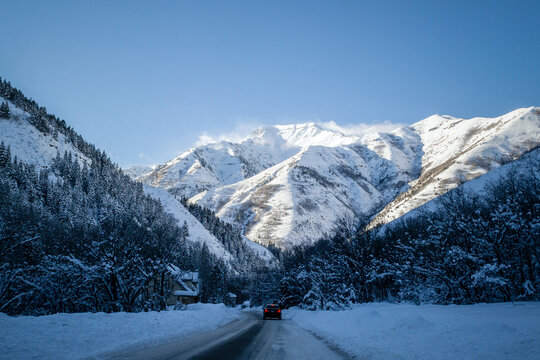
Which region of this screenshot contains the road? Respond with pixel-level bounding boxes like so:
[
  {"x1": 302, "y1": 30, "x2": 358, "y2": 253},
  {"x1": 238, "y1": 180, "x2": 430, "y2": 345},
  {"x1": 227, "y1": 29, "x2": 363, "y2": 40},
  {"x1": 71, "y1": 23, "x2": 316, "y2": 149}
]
[{"x1": 108, "y1": 311, "x2": 350, "y2": 360}]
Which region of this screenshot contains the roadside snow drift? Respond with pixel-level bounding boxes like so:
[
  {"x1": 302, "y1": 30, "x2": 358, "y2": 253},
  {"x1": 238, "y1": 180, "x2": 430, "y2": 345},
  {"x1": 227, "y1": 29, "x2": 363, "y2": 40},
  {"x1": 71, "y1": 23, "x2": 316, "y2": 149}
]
[
  {"x1": 0, "y1": 303, "x2": 240, "y2": 360},
  {"x1": 287, "y1": 302, "x2": 540, "y2": 360}
]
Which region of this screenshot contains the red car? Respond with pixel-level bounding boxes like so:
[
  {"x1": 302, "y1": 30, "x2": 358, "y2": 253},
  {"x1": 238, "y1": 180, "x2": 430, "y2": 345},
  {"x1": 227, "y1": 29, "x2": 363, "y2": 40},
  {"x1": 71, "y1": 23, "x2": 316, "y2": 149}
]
[{"x1": 263, "y1": 304, "x2": 282, "y2": 320}]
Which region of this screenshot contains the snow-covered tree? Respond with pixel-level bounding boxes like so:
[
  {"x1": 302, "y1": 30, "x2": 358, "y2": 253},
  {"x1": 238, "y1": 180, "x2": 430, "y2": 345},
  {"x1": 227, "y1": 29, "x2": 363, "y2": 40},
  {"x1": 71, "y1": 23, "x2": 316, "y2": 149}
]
[{"x1": 0, "y1": 101, "x2": 9, "y2": 119}]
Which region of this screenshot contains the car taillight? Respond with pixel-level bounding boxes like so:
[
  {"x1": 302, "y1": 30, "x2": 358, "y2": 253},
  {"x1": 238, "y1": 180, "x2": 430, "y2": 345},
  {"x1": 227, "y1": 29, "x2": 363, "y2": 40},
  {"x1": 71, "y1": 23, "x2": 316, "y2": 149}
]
[
  {"x1": 264, "y1": 309, "x2": 269, "y2": 312},
  {"x1": 277, "y1": 309, "x2": 281, "y2": 313}
]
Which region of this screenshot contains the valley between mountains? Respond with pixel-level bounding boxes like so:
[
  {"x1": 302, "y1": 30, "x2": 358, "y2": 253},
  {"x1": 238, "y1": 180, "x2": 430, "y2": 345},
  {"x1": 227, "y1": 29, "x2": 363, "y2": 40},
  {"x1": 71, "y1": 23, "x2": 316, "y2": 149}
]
[{"x1": 1, "y1": 78, "x2": 539, "y2": 360}]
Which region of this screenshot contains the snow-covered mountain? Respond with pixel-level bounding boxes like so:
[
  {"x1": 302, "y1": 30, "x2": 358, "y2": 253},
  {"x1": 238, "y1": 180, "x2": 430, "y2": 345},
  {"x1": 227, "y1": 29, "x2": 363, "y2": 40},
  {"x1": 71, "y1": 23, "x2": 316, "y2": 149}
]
[
  {"x1": 132, "y1": 107, "x2": 540, "y2": 248},
  {"x1": 132, "y1": 123, "x2": 371, "y2": 197},
  {"x1": 0, "y1": 93, "x2": 274, "y2": 264}
]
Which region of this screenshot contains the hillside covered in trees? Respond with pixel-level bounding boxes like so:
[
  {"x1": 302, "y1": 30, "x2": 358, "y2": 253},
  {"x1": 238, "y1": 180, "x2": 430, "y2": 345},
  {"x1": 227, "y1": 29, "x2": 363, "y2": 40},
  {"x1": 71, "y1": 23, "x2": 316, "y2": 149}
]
[{"x1": 0, "y1": 79, "x2": 269, "y2": 315}]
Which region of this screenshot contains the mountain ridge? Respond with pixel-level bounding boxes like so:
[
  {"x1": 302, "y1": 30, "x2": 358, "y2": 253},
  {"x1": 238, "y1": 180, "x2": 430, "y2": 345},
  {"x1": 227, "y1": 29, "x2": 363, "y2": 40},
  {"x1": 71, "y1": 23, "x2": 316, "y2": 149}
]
[{"x1": 131, "y1": 107, "x2": 540, "y2": 248}]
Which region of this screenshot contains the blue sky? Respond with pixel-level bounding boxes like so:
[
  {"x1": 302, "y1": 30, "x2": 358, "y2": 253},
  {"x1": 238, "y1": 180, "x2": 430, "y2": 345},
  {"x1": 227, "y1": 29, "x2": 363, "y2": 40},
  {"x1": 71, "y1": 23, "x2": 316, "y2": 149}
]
[{"x1": 1, "y1": 0, "x2": 539, "y2": 167}]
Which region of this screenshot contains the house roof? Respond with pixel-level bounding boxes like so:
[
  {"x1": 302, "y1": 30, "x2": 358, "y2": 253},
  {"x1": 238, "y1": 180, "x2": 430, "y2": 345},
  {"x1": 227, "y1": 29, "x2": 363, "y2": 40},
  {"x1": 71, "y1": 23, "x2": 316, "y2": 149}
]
[
  {"x1": 167, "y1": 264, "x2": 199, "y2": 297},
  {"x1": 167, "y1": 265, "x2": 198, "y2": 281}
]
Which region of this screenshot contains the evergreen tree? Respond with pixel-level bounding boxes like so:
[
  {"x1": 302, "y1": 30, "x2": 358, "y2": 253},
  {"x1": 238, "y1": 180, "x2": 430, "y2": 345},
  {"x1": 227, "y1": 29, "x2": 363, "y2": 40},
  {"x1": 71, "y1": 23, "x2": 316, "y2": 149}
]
[
  {"x1": 0, "y1": 142, "x2": 11, "y2": 167},
  {"x1": 0, "y1": 101, "x2": 9, "y2": 119}
]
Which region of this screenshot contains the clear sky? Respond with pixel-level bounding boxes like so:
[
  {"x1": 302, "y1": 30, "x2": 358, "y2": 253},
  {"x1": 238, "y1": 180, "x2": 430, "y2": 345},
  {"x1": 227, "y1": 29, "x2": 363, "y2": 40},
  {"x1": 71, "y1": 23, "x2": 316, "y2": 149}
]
[{"x1": 1, "y1": 0, "x2": 539, "y2": 167}]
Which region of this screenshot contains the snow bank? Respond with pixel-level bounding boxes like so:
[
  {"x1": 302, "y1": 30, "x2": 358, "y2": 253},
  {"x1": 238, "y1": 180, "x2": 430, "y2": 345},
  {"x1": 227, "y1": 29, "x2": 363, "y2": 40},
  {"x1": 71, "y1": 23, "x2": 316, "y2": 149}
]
[
  {"x1": 0, "y1": 303, "x2": 240, "y2": 360},
  {"x1": 287, "y1": 302, "x2": 540, "y2": 360}
]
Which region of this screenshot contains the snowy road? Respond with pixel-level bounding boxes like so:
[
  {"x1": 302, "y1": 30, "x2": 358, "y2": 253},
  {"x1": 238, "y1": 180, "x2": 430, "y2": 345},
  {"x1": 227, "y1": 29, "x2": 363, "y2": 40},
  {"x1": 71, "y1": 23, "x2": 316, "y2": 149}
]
[{"x1": 108, "y1": 311, "x2": 349, "y2": 360}]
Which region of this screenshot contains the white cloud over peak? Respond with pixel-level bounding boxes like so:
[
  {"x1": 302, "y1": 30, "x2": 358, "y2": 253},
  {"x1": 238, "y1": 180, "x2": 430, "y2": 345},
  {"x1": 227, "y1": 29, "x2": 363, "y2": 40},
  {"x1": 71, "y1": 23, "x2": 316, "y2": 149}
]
[
  {"x1": 195, "y1": 132, "x2": 247, "y2": 146},
  {"x1": 194, "y1": 121, "x2": 263, "y2": 146}
]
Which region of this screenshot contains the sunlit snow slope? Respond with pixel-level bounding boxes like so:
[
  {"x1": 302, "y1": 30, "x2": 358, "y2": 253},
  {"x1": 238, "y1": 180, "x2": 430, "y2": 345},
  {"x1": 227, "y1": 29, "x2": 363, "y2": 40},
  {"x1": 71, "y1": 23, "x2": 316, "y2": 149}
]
[
  {"x1": 143, "y1": 185, "x2": 275, "y2": 263},
  {"x1": 369, "y1": 107, "x2": 540, "y2": 228},
  {"x1": 383, "y1": 146, "x2": 540, "y2": 229},
  {"x1": 0, "y1": 98, "x2": 91, "y2": 168}
]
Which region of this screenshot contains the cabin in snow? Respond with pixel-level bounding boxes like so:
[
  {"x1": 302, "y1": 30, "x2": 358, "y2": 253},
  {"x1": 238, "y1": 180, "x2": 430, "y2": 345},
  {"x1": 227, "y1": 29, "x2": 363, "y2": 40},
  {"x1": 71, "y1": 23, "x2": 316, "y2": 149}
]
[{"x1": 148, "y1": 265, "x2": 200, "y2": 306}]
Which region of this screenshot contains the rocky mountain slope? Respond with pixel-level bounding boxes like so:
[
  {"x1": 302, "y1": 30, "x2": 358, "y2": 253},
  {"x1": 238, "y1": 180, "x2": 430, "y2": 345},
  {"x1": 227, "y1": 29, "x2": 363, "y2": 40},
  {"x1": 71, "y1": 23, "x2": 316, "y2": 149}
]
[{"x1": 132, "y1": 107, "x2": 540, "y2": 248}]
